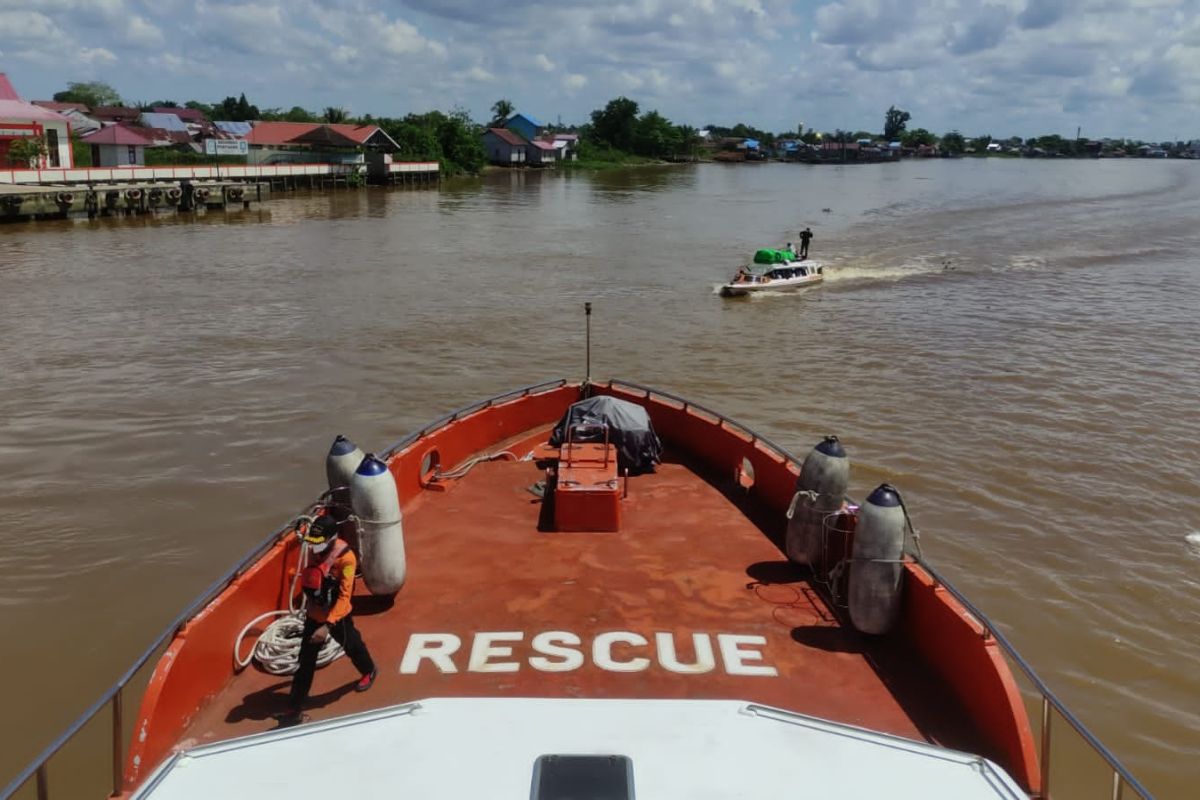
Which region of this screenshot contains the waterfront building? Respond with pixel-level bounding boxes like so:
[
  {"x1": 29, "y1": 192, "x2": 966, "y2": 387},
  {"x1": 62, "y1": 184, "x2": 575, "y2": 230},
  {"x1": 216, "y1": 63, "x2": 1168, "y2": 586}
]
[
  {"x1": 505, "y1": 113, "x2": 543, "y2": 143},
  {"x1": 528, "y1": 138, "x2": 558, "y2": 166},
  {"x1": 244, "y1": 121, "x2": 398, "y2": 164},
  {"x1": 482, "y1": 127, "x2": 528, "y2": 165},
  {"x1": 550, "y1": 132, "x2": 579, "y2": 161},
  {"x1": 0, "y1": 73, "x2": 74, "y2": 168},
  {"x1": 81, "y1": 124, "x2": 153, "y2": 167}
]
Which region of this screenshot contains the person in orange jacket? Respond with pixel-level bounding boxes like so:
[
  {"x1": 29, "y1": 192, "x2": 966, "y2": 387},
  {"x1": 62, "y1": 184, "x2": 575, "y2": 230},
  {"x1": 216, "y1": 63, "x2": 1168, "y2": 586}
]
[{"x1": 281, "y1": 515, "x2": 376, "y2": 724}]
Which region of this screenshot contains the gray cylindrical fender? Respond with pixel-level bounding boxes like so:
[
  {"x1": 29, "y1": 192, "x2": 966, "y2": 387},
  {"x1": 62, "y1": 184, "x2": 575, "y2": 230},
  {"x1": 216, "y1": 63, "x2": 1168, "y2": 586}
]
[
  {"x1": 350, "y1": 454, "x2": 406, "y2": 595},
  {"x1": 785, "y1": 436, "x2": 849, "y2": 565},
  {"x1": 848, "y1": 484, "x2": 906, "y2": 635},
  {"x1": 325, "y1": 435, "x2": 364, "y2": 494},
  {"x1": 326, "y1": 435, "x2": 365, "y2": 549}
]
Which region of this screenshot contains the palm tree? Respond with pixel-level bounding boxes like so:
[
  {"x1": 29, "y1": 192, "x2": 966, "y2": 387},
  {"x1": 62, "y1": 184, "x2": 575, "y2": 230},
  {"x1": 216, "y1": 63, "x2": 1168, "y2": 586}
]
[
  {"x1": 490, "y1": 99, "x2": 514, "y2": 126},
  {"x1": 323, "y1": 107, "x2": 348, "y2": 124}
]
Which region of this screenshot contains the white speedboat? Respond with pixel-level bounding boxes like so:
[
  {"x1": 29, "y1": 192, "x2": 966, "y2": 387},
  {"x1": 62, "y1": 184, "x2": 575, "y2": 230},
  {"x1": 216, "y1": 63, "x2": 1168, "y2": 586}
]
[{"x1": 720, "y1": 259, "x2": 824, "y2": 297}]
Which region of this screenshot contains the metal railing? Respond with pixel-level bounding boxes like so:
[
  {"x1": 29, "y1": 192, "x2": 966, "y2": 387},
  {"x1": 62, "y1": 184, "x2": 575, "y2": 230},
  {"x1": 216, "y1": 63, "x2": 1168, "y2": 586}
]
[
  {"x1": 1, "y1": 376, "x2": 1154, "y2": 799},
  {"x1": 381, "y1": 378, "x2": 571, "y2": 458},
  {"x1": 599, "y1": 378, "x2": 800, "y2": 467},
  {"x1": 917, "y1": 561, "x2": 1153, "y2": 800},
  {"x1": 0, "y1": 513, "x2": 297, "y2": 799}
]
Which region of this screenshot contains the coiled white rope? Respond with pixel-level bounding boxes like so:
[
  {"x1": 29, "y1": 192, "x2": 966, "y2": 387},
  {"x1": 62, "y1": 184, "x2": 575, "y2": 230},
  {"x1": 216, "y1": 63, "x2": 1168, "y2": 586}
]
[
  {"x1": 232, "y1": 515, "x2": 345, "y2": 675},
  {"x1": 233, "y1": 610, "x2": 343, "y2": 675}
]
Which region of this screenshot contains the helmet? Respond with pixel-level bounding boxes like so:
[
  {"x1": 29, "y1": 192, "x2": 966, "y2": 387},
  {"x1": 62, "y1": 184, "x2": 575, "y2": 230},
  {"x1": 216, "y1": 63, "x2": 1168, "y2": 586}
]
[{"x1": 302, "y1": 515, "x2": 338, "y2": 547}]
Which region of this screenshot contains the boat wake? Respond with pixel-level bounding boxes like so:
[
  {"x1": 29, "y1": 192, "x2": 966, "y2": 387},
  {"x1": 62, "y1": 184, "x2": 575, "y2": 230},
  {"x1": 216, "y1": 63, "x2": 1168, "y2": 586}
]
[{"x1": 822, "y1": 254, "x2": 953, "y2": 284}]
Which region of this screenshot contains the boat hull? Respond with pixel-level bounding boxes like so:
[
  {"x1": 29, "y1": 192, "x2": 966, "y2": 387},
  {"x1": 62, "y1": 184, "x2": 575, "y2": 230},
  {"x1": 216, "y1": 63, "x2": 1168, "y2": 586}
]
[
  {"x1": 720, "y1": 274, "x2": 824, "y2": 297},
  {"x1": 114, "y1": 379, "x2": 1039, "y2": 798},
  {"x1": 721, "y1": 259, "x2": 825, "y2": 297}
]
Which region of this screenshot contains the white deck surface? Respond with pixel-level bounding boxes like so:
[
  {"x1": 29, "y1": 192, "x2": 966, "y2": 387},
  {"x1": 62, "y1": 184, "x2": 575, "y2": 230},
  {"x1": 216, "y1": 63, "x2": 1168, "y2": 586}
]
[{"x1": 132, "y1": 698, "x2": 1028, "y2": 799}]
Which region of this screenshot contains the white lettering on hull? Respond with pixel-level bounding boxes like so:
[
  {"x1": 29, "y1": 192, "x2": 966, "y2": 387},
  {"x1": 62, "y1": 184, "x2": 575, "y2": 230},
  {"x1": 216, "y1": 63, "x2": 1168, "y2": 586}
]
[
  {"x1": 530, "y1": 631, "x2": 585, "y2": 672},
  {"x1": 398, "y1": 631, "x2": 776, "y2": 676}
]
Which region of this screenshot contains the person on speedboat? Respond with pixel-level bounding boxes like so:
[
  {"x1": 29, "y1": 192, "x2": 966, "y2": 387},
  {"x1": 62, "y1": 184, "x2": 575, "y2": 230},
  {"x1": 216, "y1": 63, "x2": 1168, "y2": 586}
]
[
  {"x1": 799, "y1": 227, "x2": 813, "y2": 259},
  {"x1": 278, "y1": 515, "x2": 377, "y2": 726}
]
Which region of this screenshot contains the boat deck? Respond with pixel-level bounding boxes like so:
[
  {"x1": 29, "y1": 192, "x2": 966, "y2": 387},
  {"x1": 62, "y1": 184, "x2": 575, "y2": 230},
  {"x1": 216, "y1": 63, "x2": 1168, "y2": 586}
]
[{"x1": 181, "y1": 444, "x2": 983, "y2": 753}]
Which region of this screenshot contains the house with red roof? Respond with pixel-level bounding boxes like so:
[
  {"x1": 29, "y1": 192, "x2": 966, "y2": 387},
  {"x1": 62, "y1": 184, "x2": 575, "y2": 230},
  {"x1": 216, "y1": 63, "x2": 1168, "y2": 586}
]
[
  {"x1": 0, "y1": 73, "x2": 74, "y2": 168},
  {"x1": 33, "y1": 100, "x2": 90, "y2": 114},
  {"x1": 81, "y1": 124, "x2": 154, "y2": 167},
  {"x1": 527, "y1": 138, "x2": 558, "y2": 166},
  {"x1": 90, "y1": 106, "x2": 143, "y2": 125},
  {"x1": 482, "y1": 127, "x2": 528, "y2": 165},
  {"x1": 243, "y1": 121, "x2": 398, "y2": 163}
]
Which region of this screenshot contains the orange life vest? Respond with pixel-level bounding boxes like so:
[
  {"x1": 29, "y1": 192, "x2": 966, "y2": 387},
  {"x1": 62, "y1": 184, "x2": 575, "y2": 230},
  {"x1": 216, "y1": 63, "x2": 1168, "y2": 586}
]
[{"x1": 301, "y1": 540, "x2": 350, "y2": 609}]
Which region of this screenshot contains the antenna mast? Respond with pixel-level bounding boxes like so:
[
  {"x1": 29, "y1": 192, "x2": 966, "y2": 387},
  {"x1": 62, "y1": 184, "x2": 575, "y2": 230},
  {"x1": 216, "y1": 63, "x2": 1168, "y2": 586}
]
[{"x1": 584, "y1": 302, "x2": 592, "y2": 384}]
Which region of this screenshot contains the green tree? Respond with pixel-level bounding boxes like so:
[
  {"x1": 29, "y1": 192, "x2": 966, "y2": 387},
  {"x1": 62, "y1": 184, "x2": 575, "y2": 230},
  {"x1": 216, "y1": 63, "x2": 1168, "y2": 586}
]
[
  {"x1": 185, "y1": 100, "x2": 215, "y2": 119},
  {"x1": 674, "y1": 125, "x2": 699, "y2": 159},
  {"x1": 490, "y1": 99, "x2": 514, "y2": 126},
  {"x1": 437, "y1": 108, "x2": 487, "y2": 175},
  {"x1": 53, "y1": 81, "x2": 122, "y2": 109},
  {"x1": 883, "y1": 106, "x2": 910, "y2": 140},
  {"x1": 968, "y1": 135, "x2": 992, "y2": 152},
  {"x1": 589, "y1": 96, "x2": 640, "y2": 151},
  {"x1": 215, "y1": 94, "x2": 260, "y2": 121},
  {"x1": 377, "y1": 109, "x2": 486, "y2": 176},
  {"x1": 323, "y1": 107, "x2": 348, "y2": 124},
  {"x1": 852, "y1": 130, "x2": 875, "y2": 141},
  {"x1": 940, "y1": 130, "x2": 966, "y2": 153},
  {"x1": 6, "y1": 136, "x2": 48, "y2": 167},
  {"x1": 632, "y1": 110, "x2": 678, "y2": 158},
  {"x1": 286, "y1": 106, "x2": 317, "y2": 122},
  {"x1": 902, "y1": 128, "x2": 937, "y2": 147}
]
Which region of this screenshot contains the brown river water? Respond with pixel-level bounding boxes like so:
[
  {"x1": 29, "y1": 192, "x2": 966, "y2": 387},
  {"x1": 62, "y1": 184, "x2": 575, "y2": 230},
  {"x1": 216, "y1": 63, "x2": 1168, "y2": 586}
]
[{"x1": 1, "y1": 160, "x2": 1198, "y2": 798}]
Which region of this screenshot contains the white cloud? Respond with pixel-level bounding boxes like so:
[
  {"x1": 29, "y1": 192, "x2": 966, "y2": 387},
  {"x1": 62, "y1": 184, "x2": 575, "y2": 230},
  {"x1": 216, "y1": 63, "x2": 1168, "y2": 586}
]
[
  {"x1": 78, "y1": 46, "x2": 118, "y2": 65},
  {"x1": 0, "y1": 0, "x2": 1195, "y2": 141},
  {"x1": 460, "y1": 66, "x2": 494, "y2": 83},
  {"x1": 0, "y1": 11, "x2": 63, "y2": 44},
  {"x1": 123, "y1": 15, "x2": 164, "y2": 47}
]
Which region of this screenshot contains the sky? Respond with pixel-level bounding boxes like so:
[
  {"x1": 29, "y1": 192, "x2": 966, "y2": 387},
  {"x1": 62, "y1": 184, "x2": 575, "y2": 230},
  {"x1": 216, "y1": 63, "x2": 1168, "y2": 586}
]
[{"x1": 0, "y1": 0, "x2": 1197, "y2": 141}]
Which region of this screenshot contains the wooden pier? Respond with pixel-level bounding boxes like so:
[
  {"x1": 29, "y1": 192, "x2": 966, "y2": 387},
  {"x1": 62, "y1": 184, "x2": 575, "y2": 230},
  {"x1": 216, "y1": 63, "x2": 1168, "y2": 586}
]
[
  {"x1": 0, "y1": 181, "x2": 270, "y2": 221},
  {"x1": 0, "y1": 161, "x2": 440, "y2": 223}
]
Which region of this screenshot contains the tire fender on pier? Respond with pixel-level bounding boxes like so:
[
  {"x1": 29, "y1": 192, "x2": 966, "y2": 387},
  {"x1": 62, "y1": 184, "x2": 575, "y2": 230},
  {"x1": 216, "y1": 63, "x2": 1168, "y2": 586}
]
[
  {"x1": 785, "y1": 436, "x2": 849, "y2": 566},
  {"x1": 349, "y1": 453, "x2": 406, "y2": 595},
  {"x1": 847, "y1": 483, "x2": 906, "y2": 635}
]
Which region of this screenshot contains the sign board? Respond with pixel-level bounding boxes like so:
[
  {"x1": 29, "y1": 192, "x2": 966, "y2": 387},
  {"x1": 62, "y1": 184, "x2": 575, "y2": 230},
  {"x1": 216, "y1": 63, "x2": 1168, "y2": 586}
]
[{"x1": 204, "y1": 139, "x2": 249, "y2": 156}]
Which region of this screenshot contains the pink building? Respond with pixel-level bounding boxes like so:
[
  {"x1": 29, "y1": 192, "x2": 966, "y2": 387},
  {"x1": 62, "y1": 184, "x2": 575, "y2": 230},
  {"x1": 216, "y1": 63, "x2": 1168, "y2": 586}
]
[{"x1": 0, "y1": 73, "x2": 74, "y2": 168}]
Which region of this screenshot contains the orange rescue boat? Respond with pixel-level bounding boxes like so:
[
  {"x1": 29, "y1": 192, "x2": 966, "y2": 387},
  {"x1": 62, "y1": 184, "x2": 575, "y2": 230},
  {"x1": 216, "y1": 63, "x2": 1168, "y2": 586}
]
[{"x1": 3, "y1": 375, "x2": 1154, "y2": 800}]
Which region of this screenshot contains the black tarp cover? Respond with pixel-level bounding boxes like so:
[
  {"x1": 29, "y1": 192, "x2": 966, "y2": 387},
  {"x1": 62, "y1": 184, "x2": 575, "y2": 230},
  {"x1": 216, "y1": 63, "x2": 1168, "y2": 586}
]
[{"x1": 549, "y1": 396, "x2": 663, "y2": 473}]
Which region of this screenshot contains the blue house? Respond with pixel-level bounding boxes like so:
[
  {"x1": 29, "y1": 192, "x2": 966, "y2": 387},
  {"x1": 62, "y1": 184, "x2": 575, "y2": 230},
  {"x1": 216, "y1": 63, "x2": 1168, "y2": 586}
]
[{"x1": 505, "y1": 113, "x2": 543, "y2": 143}]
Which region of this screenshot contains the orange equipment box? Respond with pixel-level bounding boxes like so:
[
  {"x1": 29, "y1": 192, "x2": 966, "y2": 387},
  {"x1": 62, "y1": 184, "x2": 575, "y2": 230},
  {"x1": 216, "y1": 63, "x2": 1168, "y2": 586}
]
[{"x1": 554, "y1": 442, "x2": 621, "y2": 532}]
